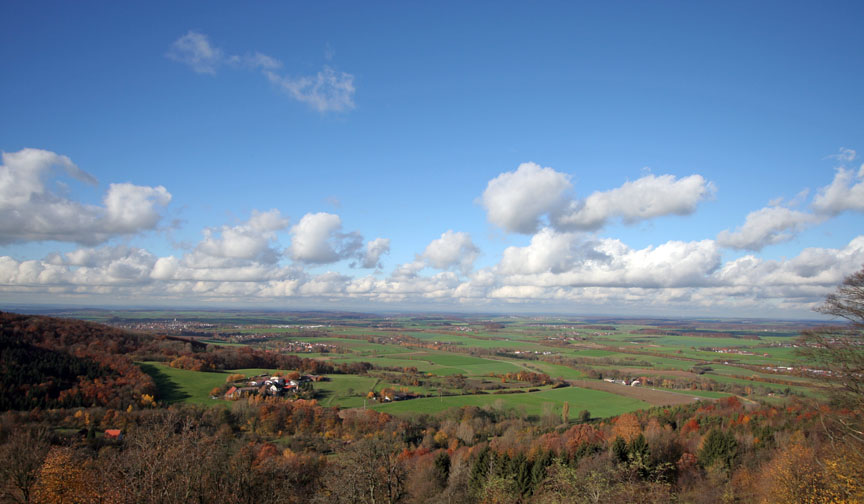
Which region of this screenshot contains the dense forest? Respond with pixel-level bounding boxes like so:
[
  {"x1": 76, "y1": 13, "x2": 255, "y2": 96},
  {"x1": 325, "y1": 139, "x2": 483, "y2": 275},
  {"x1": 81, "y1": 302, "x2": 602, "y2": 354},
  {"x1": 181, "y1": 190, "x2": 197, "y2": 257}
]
[{"x1": 0, "y1": 312, "x2": 154, "y2": 410}]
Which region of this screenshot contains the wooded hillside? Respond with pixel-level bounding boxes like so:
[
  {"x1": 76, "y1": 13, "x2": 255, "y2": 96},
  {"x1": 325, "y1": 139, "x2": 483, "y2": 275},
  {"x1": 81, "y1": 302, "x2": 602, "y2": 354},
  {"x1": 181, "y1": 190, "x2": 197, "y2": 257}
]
[{"x1": 0, "y1": 312, "x2": 155, "y2": 410}]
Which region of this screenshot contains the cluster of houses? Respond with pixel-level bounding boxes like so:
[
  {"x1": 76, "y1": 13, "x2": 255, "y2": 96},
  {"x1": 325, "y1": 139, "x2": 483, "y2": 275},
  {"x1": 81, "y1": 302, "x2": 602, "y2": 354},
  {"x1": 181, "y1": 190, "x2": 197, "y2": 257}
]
[
  {"x1": 377, "y1": 389, "x2": 419, "y2": 402},
  {"x1": 277, "y1": 340, "x2": 338, "y2": 353},
  {"x1": 706, "y1": 347, "x2": 769, "y2": 357},
  {"x1": 604, "y1": 376, "x2": 653, "y2": 387},
  {"x1": 368, "y1": 388, "x2": 420, "y2": 402},
  {"x1": 224, "y1": 374, "x2": 326, "y2": 400},
  {"x1": 762, "y1": 365, "x2": 832, "y2": 377},
  {"x1": 111, "y1": 319, "x2": 215, "y2": 334}
]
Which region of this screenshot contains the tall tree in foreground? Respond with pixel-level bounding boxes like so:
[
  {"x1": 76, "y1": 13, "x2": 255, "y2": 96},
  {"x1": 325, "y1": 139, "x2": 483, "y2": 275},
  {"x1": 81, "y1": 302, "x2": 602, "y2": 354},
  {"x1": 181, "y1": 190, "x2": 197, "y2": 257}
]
[
  {"x1": 798, "y1": 267, "x2": 864, "y2": 414},
  {"x1": 797, "y1": 266, "x2": 864, "y2": 474},
  {"x1": 0, "y1": 427, "x2": 51, "y2": 504}
]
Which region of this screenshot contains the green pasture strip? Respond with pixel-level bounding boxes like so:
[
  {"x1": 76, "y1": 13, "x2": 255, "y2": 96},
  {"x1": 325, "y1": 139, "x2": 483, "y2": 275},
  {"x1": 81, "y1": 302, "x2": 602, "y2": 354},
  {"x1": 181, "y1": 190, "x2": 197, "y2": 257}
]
[
  {"x1": 519, "y1": 361, "x2": 585, "y2": 380},
  {"x1": 329, "y1": 356, "x2": 445, "y2": 373},
  {"x1": 552, "y1": 349, "x2": 696, "y2": 370},
  {"x1": 645, "y1": 347, "x2": 740, "y2": 361},
  {"x1": 703, "y1": 353, "x2": 800, "y2": 367},
  {"x1": 624, "y1": 345, "x2": 800, "y2": 367},
  {"x1": 405, "y1": 352, "x2": 526, "y2": 376},
  {"x1": 372, "y1": 386, "x2": 649, "y2": 419},
  {"x1": 559, "y1": 348, "x2": 618, "y2": 358},
  {"x1": 704, "y1": 373, "x2": 818, "y2": 396},
  {"x1": 338, "y1": 356, "x2": 440, "y2": 371},
  {"x1": 646, "y1": 335, "x2": 767, "y2": 348},
  {"x1": 332, "y1": 327, "x2": 392, "y2": 337},
  {"x1": 413, "y1": 352, "x2": 494, "y2": 366},
  {"x1": 458, "y1": 362, "x2": 524, "y2": 375},
  {"x1": 709, "y1": 365, "x2": 818, "y2": 384},
  {"x1": 422, "y1": 367, "x2": 466, "y2": 376},
  {"x1": 399, "y1": 331, "x2": 541, "y2": 350},
  {"x1": 625, "y1": 356, "x2": 700, "y2": 369}
]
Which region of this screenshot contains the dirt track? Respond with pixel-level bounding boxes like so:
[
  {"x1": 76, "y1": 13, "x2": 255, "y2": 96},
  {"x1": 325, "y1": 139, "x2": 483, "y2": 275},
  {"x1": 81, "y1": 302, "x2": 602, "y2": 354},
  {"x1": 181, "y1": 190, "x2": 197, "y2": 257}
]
[{"x1": 568, "y1": 379, "x2": 711, "y2": 406}]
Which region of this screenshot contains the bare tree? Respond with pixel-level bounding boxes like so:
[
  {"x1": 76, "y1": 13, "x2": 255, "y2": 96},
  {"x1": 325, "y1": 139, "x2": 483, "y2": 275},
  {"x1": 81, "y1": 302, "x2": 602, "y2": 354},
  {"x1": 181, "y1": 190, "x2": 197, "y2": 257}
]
[
  {"x1": 0, "y1": 427, "x2": 51, "y2": 504},
  {"x1": 819, "y1": 268, "x2": 864, "y2": 324},
  {"x1": 798, "y1": 266, "x2": 864, "y2": 445},
  {"x1": 323, "y1": 436, "x2": 407, "y2": 504}
]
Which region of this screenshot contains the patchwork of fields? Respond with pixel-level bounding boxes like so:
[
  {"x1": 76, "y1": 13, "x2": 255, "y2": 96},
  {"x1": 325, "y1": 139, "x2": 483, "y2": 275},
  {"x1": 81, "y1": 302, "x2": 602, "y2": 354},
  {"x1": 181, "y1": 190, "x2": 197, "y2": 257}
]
[{"x1": 124, "y1": 312, "x2": 825, "y2": 419}]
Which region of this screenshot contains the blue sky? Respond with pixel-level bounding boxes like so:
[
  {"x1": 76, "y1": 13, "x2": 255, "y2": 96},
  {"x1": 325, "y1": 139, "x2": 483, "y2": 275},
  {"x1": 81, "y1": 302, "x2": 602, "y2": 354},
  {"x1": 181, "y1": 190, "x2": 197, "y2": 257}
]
[{"x1": 1, "y1": 1, "x2": 863, "y2": 318}]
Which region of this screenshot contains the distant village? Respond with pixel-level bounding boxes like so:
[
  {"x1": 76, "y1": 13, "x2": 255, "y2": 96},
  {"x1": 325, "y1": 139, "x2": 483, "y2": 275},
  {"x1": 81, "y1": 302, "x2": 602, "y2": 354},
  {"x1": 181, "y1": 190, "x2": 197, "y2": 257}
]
[
  {"x1": 110, "y1": 319, "x2": 215, "y2": 334},
  {"x1": 704, "y1": 346, "x2": 770, "y2": 357}
]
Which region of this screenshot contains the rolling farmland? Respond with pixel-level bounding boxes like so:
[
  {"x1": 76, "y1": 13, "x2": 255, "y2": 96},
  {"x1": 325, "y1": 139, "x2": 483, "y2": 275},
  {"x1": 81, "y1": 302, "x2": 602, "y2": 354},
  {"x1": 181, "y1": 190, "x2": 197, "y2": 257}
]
[{"x1": 119, "y1": 310, "x2": 828, "y2": 419}]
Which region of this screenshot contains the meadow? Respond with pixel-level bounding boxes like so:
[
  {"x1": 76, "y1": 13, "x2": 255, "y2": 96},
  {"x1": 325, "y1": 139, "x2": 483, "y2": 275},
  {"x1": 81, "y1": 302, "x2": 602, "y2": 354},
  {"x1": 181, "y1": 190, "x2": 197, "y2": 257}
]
[
  {"x1": 371, "y1": 385, "x2": 650, "y2": 419},
  {"x1": 127, "y1": 312, "x2": 825, "y2": 419}
]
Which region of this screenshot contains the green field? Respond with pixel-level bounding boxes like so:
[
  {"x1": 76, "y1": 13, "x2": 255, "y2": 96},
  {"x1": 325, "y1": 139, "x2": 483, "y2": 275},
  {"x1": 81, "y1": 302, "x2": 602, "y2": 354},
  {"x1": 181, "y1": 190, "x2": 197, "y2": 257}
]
[
  {"x1": 331, "y1": 351, "x2": 527, "y2": 377},
  {"x1": 315, "y1": 375, "x2": 380, "y2": 407},
  {"x1": 115, "y1": 312, "x2": 831, "y2": 414},
  {"x1": 139, "y1": 362, "x2": 277, "y2": 405},
  {"x1": 372, "y1": 385, "x2": 649, "y2": 419},
  {"x1": 138, "y1": 360, "x2": 645, "y2": 417},
  {"x1": 141, "y1": 363, "x2": 445, "y2": 409}
]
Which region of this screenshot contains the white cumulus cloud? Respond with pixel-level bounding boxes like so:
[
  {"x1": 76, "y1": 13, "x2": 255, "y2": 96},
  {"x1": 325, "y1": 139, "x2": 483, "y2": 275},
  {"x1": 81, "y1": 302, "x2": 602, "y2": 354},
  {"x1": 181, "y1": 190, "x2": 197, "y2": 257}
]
[
  {"x1": 497, "y1": 229, "x2": 720, "y2": 289},
  {"x1": 553, "y1": 174, "x2": 714, "y2": 230},
  {"x1": 498, "y1": 229, "x2": 607, "y2": 276},
  {"x1": 717, "y1": 206, "x2": 820, "y2": 251},
  {"x1": 716, "y1": 236, "x2": 864, "y2": 293},
  {"x1": 103, "y1": 183, "x2": 172, "y2": 234},
  {"x1": 288, "y1": 212, "x2": 362, "y2": 264},
  {"x1": 358, "y1": 237, "x2": 391, "y2": 269},
  {"x1": 421, "y1": 230, "x2": 480, "y2": 274},
  {"x1": 195, "y1": 209, "x2": 289, "y2": 264},
  {"x1": 812, "y1": 165, "x2": 864, "y2": 214},
  {"x1": 0, "y1": 246, "x2": 157, "y2": 287},
  {"x1": 480, "y1": 164, "x2": 713, "y2": 234},
  {"x1": 0, "y1": 148, "x2": 171, "y2": 245},
  {"x1": 480, "y1": 162, "x2": 572, "y2": 234}
]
